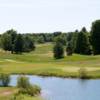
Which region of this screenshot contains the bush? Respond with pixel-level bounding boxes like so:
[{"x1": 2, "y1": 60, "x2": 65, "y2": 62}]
[
  {"x1": 0, "y1": 73, "x2": 10, "y2": 87},
  {"x1": 79, "y1": 67, "x2": 88, "y2": 79},
  {"x1": 17, "y1": 75, "x2": 41, "y2": 96},
  {"x1": 37, "y1": 36, "x2": 45, "y2": 44},
  {"x1": 17, "y1": 75, "x2": 30, "y2": 89},
  {"x1": 26, "y1": 85, "x2": 41, "y2": 96},
  {"x1": 10, "y1": 93, "x2": 24, "y2": 100}
]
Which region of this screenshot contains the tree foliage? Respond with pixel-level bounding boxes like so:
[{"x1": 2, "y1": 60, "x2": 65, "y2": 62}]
[
  {"x1": 1, "y1": 29, "x2": 35, "y2": 54},
  {"x1": 91, "y1": 20, "x2": 100, "y2": 55},
  {"x1": 53, "y1": 35, "x2": 66, "y2": 46},
  {"x1": 53, "y1": 42, "x2": 64, "y2": 59},
  {"x1": 14, "y1": 34, "x2": 24, "y2": 54},
  {"x1": 66, "y1": 42, "x2": 73, "y2": 56},
  {"x1": 75, "y1": 31, "x2": 91, "y2": 55},
  {"x1": 17, "y1": 75, "x2": 41, "y2": 96},
  {"x1": 0, "y1": 73, "x2": 10, "y2": 87},
  {"x1": 1, "y1": 19, "x2": 100, "y2": 56},
  {"x1": 1, "y1": 33, "x2": 12, "y2": 51}
]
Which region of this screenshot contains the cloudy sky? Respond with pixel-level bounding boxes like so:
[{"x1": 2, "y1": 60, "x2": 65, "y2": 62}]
[{"x1": 0, "y1": 0, "x2": 99, "y2": 33}]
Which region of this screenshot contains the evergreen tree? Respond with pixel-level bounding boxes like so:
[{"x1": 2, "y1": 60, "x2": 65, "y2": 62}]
[
  {"x1": 71, "y1": 31, "x2": 79, "y2": 52},
  {"x1": 66, "y1": 42, "x2": 73, "y2": 56},
  {"x1": 91, "y1": 20, "x2": 100, "y2": 55},
  {"x1": 81, "y1": 27, "x2": 87, "y2": 33},
  {"x1": 53, "y1": 42, "x2": 64, "y2": 59},
  {"x1": 66, "y1": 32, "x2": 73, "y2": 42},
  {"x1": 53, "y1": 35, "x2": 67, "y2": 59},
  {"x1": 75, "y1": 31, "x2": 91, "y2": 55},
  {"x1": 53, "y1": 32, "x2": 62, "y2": 37}
]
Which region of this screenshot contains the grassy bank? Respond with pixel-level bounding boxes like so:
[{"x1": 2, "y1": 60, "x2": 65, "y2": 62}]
[
  {"x1": 0, "y1": 87, "x2": 42, "y2": 100},
  {"x1": 0, "y1": 43, "x2": 100, "y2": 78}
]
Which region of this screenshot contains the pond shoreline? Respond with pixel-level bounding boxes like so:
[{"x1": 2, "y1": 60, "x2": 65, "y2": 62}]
[
  {"x1": 6, "y1": 73, "x2": 100, "y2": 79},
  {"x1": 9, "y1": 75, "x2": 100, "y2": 100}
]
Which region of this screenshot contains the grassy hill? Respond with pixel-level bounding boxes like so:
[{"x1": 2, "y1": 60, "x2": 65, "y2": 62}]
[{"x1": 0, "y1": 43, "x2": 100, "y2": 78}]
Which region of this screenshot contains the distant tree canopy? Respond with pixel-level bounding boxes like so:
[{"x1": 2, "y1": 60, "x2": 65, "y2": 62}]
[
  {"x1": 0, "y1": 29, "x2": 35, "y2": 54},
  {"x1": 0, "y1": 19, "x2": 100, "y2": 56},
  {"x1": 37, "y1": 35, "x2": 45, "y2": 43},
  {"x1": 71, "y1": 31, "x2": 78, "y2": 52},
  {"x1": 53, "y1": 35, "x2": 67, "y2": 46},
  {"x1": 66, "y1": 41, "x2": 73, "y2": 56}
]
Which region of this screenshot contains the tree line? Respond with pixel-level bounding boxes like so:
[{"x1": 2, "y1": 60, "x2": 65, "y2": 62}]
[
  {"x1": 0, "y1": 20, "x2": 100, "y2": 56},
  {"x1": 53, "y1": 20, "x2": 100, "y2": 58},
  {"x1": 0, "y1": 30, "x2": 35, "y2": 54}
]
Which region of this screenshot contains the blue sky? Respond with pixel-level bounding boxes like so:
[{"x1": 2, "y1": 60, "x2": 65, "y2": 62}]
[{"x1": 0, "y1": 0, "x2": 99, "y2": 33}]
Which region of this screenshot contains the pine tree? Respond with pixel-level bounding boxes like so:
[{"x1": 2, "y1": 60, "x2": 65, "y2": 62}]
[
  {"x1": 91, "y1": 20, "x2": 100, "y2": 55},
  {"x1": 75, "y1": 31, "x2": 91, "y2": 55},
  {"x1": 66, "y1": 42, "x2": 73, "y2": 56},
  {"x1": 71, "y1": 31, "x2": 79, "y2": 52},
  {"x1": 53, "y1": 42, "x2": 64, "y2": 59}
]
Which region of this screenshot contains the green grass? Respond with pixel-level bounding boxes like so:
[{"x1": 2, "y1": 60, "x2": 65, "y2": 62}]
[
  {"x1": 14, "y1": 95, "x2": 42, "y2": 100},
  {"x1": 0, "y1": 87, "x2": 42, "y2": 100},
  {"x1": 0, "y1": 43, "x2": 100, "y2": 78},
  {"x1": 0, "y1": 87, "x2": 16, "y2": 100}
]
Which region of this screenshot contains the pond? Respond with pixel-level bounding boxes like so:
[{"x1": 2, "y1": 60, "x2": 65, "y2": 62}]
[{"x1": 10, "y1": 75, "x2": 100, "y2": 100}]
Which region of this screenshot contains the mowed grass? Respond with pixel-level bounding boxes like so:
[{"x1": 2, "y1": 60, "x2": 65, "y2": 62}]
[
  {"x1": 0, "y1": 87, "x2": 41, "y2": 100},
  {"x1": 0, "y1": 43, "x2": 100, "y2": 78}
]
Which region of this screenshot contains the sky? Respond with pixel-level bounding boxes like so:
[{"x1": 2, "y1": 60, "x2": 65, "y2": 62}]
[{"x1": 0, "y1": 0, "x2": 99, "y2": 33}]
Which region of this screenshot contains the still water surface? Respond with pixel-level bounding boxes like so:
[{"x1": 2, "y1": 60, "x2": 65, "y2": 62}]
[{"x1": 10, "y1": 75, "x2": 100, "y2": 100}]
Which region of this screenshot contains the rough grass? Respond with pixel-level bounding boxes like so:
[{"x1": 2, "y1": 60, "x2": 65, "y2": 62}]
[
  {"x1": 0, "y1": 87, "x2": 16, "y2": 100},
  {"x1": 0, "y1": 43, "x2": 100, "y2": 78},
  {"x1": 0, "y1": 87, "x2": 42, "y2": 100}
]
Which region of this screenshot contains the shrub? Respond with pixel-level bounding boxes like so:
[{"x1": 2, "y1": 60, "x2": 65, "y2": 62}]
[
  {"x1": 0, "y1": 73, "x2": 10, "y2": 87},
  {"x1": 53, "y1": 42, "x2": 64, "y2": 59},
  {"x1": 17, "y1": 75, "x2": 41, "y2": 96},
  {"x1": 79, "y1": 67, "x2": 88, "y2": 79},
  {"x1": 26, "y1": 85, "x2": 41, "y2": 96},
  {"x1": 10, "y1": 94, "x2": 24, "y2": 100},
  {"x1": 17, "y1": 75, "x2": 30, "y2": 89}
]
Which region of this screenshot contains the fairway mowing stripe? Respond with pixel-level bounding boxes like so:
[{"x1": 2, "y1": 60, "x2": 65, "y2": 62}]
[
  {"x1": 0, "y1": 61, "x2": 4, "y2": 62},
  {"x1": 62, "y1": 67, "x2": 100, "y2": 72},
  {"x1": 5, "y1": 59, "x2": 24, "y2": 63}
]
